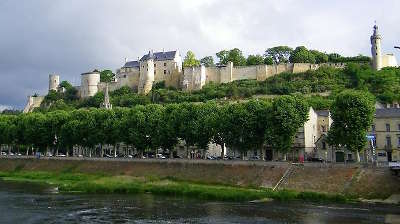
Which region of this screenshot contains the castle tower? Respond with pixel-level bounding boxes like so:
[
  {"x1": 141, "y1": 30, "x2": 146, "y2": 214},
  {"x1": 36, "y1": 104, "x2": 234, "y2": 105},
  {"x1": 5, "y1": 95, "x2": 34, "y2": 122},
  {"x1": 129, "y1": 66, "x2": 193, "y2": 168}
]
[
  {"x1": 371, "y1": 24, "x2": 382, "y2": 71},
  {"x1": 49, "y1": 74, "x2": 60, "y2": 92},
  {"x1": 80, "y1": 70, "x2": 101, "y2": 98},
  {"x1": 101, "y1": 83, "x2": 112, "y2": 109},
  {"x1": 138, "y1": 51, "x2": 155, "y2": 94}
]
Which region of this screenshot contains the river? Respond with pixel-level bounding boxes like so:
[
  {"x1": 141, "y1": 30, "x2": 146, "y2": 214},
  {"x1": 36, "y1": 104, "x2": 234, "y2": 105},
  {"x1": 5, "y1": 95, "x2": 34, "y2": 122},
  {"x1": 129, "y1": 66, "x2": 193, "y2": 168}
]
[{"x1": 0, "y1": 181, "x2": 399, "y2": 224}]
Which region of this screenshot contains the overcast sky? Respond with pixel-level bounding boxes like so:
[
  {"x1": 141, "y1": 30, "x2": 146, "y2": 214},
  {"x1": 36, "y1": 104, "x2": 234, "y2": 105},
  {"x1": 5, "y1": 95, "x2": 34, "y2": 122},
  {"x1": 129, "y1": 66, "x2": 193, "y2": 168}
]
[{"x1": 0, "y1": 0, "x2": 399, "y2": 109}]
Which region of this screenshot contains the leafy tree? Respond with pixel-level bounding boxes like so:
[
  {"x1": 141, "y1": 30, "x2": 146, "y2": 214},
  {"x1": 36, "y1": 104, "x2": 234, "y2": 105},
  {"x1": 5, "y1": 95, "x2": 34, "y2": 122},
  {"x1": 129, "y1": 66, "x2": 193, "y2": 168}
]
[
  {"x1": 289, "y1": 46, "x2": 316, "y2": 64},
  {"x1": 200, "y1": 56, "x2": 215, "y2": 67},
  {"x1": 59, "y1": 81, "x2": 73, "y2": 89},
  {"x1": 216, "y1": 48, "x2": 246, "y2": 66},
  {"x1": 265, "y1": 46, "x2": 293, "y2": 64},
  {"x1": 246, "y1": 54, "x2": 265, "y2": 66},
  {"x1": 100, "y1": 70, "x2": 114, "y2": 83},
  {"x1": 183, "y1": 51, "x2": 200, "y2": 67},
  {"x1": 310, "y1": 50, "x2": 329, "y2": 64},
  {"x1": 327, "y1": 90, "x2": 375, "y2": 162},
  {"x1": 265, "y1": 96, "x2": 309, "y2": 160}
]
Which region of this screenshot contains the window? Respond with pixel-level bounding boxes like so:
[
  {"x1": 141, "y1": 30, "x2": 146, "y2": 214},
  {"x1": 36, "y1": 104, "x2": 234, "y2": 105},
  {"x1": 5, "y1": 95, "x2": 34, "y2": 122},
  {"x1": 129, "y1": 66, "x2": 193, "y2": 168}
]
[
  {"x1": 164, "y1": 63, "x2": 167, "y2": 67},
  {"x1": 154, "y1": 63, "x2": 156, "y2": 67},
  {"x1": 371, "y1": 124, "x2": 375, "y2": 132},
  {"x1": 398, "y1": 137, "x2": 400, "y2": 148},
  {"x1": 398, "y1": 124, "x2": 400, "y2": 131},
  {"x1": 386, "y1": 124, "x2": 390, "y2": 132},
  {"x1": 154, "y1": 71, "x2": 156, "y2": 75},
  {"x1": 164, "y1": 70, "x2": 167, "y2": 75},
  {"x1": 378, "y1": 152, "x2": 386, "y2": 157},
  {"x1": 386, "y1": 136, "x2": 392, "y2": 147},
  {"x1": 321, "y1": 125, "x2": 326, "y2": 132},
  {"x1": 322, "y1": 141, "x2": 326, "y2": 149}
]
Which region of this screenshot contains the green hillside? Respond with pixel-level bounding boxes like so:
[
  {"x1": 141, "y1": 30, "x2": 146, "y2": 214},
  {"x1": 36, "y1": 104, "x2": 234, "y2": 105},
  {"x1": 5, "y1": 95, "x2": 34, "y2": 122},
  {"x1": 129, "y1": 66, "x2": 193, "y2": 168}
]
[{"x1": 37, "y1": 63, "x2": 400, "y2": 112}]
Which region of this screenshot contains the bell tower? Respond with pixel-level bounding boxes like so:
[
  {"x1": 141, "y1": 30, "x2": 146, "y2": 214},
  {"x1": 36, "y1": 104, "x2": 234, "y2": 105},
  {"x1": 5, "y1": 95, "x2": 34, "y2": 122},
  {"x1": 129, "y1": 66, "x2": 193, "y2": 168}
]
[{"x1": 371, "y1": 23, "x2": 382, "y2": 71}]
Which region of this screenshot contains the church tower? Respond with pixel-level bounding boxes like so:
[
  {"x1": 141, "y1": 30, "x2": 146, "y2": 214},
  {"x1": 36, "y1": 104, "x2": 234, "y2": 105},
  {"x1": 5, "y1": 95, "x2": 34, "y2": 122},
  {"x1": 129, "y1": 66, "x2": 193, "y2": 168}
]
[
  {"x1": 371, "y1": 23, "x2": 382, "y2": 71},
  {"x1": 101, "y1": 83, "x2": 112, "y2": 109}
]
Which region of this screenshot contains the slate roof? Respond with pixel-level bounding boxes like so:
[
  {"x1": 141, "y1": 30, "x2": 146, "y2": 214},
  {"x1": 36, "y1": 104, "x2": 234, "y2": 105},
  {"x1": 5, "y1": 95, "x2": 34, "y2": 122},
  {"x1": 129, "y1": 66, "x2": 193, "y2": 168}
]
[
  {"x1": 375, "y1": 108, "x2": 400, "y2": 118},
  {"x1": 123, "y1": 60, "x2": 140, "y2": 68},
  {"x1": 316, "y1": 110, "x2": 330, "y2": 117},
  {"x1": 140, "y1": 51, "x2": 177, "y2": 61}
]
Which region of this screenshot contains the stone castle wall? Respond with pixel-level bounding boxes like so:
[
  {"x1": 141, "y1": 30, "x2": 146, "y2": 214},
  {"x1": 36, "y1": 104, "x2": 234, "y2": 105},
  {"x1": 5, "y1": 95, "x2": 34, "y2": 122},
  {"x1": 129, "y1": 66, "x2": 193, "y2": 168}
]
[{"x1": 182, "y1": 62, "x2": 345, "y2": 91}]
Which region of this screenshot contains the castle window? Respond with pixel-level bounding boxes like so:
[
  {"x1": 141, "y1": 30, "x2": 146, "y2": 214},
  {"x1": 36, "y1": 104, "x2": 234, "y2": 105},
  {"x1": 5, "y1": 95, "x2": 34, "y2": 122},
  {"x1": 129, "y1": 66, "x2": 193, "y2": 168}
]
[
  {"x1": 164, "y1": 70, "x2": 167, "y2": 75},
  {"x1": 154, "y1": 71, "x2": 156, "y2": 75},
  {"x1": 398, "y1": 124, "x2": 400, "y2": 131},
  {"x1": 164, "y1": 63, "x2": 167, "y2": 67},
  {"x1": 154, "y1": 64, "x2": 156, "y2": 67},
  {"x1": 386, "y1": 123, "x2": 391, "y2": 132}
]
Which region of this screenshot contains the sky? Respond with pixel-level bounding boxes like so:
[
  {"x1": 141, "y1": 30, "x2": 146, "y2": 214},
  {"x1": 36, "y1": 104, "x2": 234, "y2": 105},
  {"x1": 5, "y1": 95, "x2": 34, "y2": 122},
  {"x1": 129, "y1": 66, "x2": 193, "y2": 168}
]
[{"x1": 0, "y1": 0, "x2": 399, "y2": 109}]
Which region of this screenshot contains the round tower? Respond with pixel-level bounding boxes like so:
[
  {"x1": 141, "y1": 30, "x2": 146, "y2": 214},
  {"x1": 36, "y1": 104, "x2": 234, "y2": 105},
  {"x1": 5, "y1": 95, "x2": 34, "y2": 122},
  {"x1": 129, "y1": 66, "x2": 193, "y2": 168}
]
[
  {"x1": 81, "y1": 70, "x2": 101, "y2": 98},
  {"x1": 371, "y1": 24, "x2": 382, "y2": 71},
  {"x1": 138, "y1": 51, "x2": 155, "y2": 94},
  {"x1": 49, "y1": 74, "x2": 60, "y2": 92}
]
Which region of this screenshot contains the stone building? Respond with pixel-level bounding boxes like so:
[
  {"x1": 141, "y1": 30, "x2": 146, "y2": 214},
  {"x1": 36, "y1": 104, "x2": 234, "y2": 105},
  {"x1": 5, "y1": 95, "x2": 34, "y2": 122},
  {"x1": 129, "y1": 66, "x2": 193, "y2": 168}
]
[
  {"x1": 368, "y1": 108, "x2": 400, "y2": 162},
  {"x1": 371, "y1": 24, "x2": 398, "y2": 71}
]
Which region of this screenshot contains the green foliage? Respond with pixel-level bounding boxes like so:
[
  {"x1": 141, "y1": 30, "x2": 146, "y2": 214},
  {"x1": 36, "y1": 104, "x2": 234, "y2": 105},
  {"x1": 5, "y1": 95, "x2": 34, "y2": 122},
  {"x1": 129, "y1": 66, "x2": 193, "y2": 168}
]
[
  {"x1": 327, "y1": 90, "x2": 375, "y2": 153},
  {"x1": 216, "y1": 48, "x2": 246, "y2": 66},
  {"x1": 59, "y1": 81, "x2": 73, "y2": 89},
  {"x1": 265, "y1": 96, "x2": 309, "y2": 154},
  {"x1": 100, "y1": 70, "x2": 114, "y2": 83},
  {"x1": 289, "y1": 46, "x2": 316, "y2": 64},
  {"x1": 246, "y1": 54, "x2": 265, "y2": 65},
  {"x1": 183, "y1": 51, "x2": 200, "y2": 67},
  {"x1": 265, "y1": 46, "x2": 293, "y2": 64},
  {"x1": 200, "y1": 56, "x2": 215, "y2": 67}
]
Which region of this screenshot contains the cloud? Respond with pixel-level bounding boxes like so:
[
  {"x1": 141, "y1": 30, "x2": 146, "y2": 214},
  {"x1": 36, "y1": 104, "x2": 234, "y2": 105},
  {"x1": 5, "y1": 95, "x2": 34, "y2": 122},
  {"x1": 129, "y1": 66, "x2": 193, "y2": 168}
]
[{"x1": 0, "y1": 0, "x2": 399, "y2": 109}]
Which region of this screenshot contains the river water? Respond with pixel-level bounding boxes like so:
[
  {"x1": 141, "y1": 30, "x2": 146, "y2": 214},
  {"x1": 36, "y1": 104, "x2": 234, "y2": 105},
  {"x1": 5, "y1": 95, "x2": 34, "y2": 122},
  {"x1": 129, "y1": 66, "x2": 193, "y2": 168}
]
[{"x1": 0, "y1": 181, "x2": 399, "y2": 224}]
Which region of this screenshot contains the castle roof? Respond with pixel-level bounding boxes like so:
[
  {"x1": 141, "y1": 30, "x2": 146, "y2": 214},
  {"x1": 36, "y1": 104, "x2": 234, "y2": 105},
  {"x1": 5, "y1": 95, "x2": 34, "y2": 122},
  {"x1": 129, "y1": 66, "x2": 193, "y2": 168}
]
[
  {"x1": 375, "y1": 108, "x2": 400, "y2": 118},
  {"x1": 140, "y1": 51, "x2": 177, "y2": 61},
  {"x1": 316, "y1": 110, "x2": 330, "y2": 117},
  {"x1": 123, "y1": 60, "x2": 140, "y2": 68}
]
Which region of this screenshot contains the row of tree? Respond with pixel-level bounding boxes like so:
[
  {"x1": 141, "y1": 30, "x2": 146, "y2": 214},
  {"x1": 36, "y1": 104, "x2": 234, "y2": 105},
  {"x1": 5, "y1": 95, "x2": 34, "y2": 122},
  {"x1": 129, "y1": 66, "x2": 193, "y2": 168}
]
[
  {"x1": 0, "y1": 96, "x2": 309, "y2": 159},
  {"x1": 183, "y1": 46, "x2": 371, "y2": 67}
]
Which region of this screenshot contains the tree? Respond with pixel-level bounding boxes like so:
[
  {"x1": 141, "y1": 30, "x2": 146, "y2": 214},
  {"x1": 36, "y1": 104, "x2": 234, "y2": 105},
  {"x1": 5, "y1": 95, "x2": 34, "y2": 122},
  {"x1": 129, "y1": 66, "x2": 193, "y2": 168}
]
[
  {"x1": 216, "y1": 48, "x2": 246, "y2": 66},
  {"x1": 59, "y1": 81, "x2": 73, "y2": 89},
  {"x1": 183, "y1": 51, "x2": 200, "y2": 67},
  {"x1": 246, "y1": 54, "x2": 264, "y2": 66},
  {"x1": 327, "y1": 90, "x2": 375, "y2": 162},
  {"x1": 265, "y1": 46, "x2": 293, "y2": 64},
  {"x1": 100, "y1": 70, "x2": 114, "y2": 83},
  {"x1": 265, "y1": 96, "x2": 309, "y2": 160},
  {"x1": 310, "y1": 50, "x2": 329, "y2": 64},
  {"x1": 264, "y1": 56, "x2": 274, "y2": 65},
  {"x1": 200, "y1": 56, "x2": 215, "y2": 67},
  {"x1": 289, "y1": 46, "x2": 316, "y2": 64}
]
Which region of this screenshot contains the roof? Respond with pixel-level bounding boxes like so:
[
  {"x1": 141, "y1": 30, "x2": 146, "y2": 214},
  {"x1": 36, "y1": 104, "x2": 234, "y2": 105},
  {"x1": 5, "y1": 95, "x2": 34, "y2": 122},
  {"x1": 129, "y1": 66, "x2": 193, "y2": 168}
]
[
  {"x1": 123, "y1": 60, "x2": 140, "y2": 68},
  {"x1": 316, "y1": 110, "x2": 330, "y2": 117},
  {"x1": 375, "y1": 108, "x2": 400, "y2": 118},
  {"x1": 140, "y1": 51, "x2": 177, "y2": 61}
]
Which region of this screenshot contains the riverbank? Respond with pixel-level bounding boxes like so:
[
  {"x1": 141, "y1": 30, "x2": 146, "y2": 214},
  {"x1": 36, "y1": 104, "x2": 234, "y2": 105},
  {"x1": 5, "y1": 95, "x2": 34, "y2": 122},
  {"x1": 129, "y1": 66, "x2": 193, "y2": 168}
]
[
  {"x1": 0, "y1": 158, "x2": 398, "y2": 202},
  {"x1": 0, "y1": 170, "x2": 350, "y2": 203}
]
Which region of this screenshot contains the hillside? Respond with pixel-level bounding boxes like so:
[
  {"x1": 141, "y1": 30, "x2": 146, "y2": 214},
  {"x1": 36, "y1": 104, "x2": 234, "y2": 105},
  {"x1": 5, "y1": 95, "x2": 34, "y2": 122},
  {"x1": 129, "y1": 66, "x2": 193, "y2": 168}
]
[{"x1": 37, "y1": 63, "x2": 400, "y2": 112}]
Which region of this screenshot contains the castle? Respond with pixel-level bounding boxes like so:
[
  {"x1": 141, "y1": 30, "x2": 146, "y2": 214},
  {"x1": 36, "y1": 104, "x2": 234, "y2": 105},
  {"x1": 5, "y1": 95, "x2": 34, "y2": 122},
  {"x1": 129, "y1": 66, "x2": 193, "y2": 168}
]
[{"x1": 23, "y1": 24, "x2": 397, "y2": 113}]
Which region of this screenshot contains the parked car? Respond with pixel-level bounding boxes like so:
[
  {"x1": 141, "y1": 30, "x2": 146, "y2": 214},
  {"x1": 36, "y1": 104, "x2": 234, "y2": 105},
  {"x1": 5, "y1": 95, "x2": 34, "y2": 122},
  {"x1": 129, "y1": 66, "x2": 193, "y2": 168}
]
[
  {"x1": 56, "y1": 154, "x2": 66, "y2": 157},
  {"x1": 156, "y1": 154, "x2": 166, "y2": 159},
  {"x1": 16, "y1": 153, "x2": 22, "y2": 156},
  {"x1": 173, "y1": 155, "x2": 183, "y2": 159},
  {"x1": 206, "y1": 155, "x2": 217, "y2": 160},
  {"x1": 103, "y1": 154, "x2": 113, "y2": 158},
  {"x1": 8, "y1": 152, "x2": 15, "y2": 156},
  {"x1": 249, "y1": 156, "x2": 260, "y2": 160},
  {"x1": 1, "y1": 152, "x2": 6, "y2": 156},
  {"x1": 307, "y1": 157, "x2": 324, "y2": 163}
]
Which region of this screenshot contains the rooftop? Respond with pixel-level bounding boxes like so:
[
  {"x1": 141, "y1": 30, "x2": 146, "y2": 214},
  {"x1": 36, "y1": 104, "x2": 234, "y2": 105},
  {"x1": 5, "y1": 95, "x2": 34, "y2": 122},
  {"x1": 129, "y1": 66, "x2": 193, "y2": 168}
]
[
  {"x1": 123, "y1": 60, "x2": 140, "y2": 68},
  {"x1": 375, "y1": 108, "x2": 400, "y2": 118},
  {"x1": 140, "y1": 51, "x2": 177, "y2": 61},
  {"x1": 316, "y1": 110, "x2": 330, "y2": 117}
]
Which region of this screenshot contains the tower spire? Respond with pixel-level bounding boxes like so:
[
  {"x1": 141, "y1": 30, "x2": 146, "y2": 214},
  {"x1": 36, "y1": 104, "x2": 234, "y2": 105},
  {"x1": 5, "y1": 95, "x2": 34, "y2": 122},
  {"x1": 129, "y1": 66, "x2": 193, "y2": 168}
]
[{"x1": 371, "y1": 22, "x2": 382, "y2": 71}]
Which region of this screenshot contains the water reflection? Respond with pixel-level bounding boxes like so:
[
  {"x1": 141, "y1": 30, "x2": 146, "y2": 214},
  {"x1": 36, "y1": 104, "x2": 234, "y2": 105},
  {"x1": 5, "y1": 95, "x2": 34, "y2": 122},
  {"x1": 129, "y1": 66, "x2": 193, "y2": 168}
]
[{"x1": 0, "y1": 181, "x2": 399, "y2": 224}]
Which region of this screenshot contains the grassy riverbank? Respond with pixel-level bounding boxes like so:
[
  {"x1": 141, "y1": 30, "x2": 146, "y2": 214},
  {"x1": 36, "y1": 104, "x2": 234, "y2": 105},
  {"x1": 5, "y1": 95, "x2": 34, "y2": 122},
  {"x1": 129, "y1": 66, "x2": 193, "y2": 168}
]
[{"x1": 0, "y1": 170, "x2": 353, "y2": 203}]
